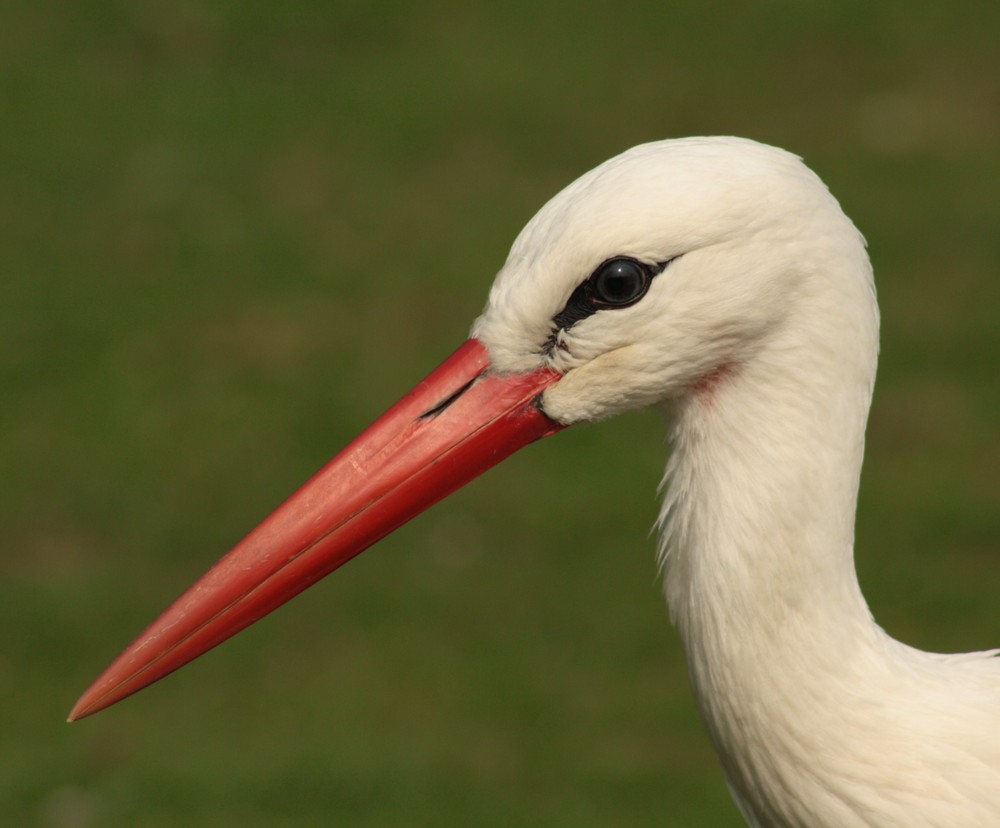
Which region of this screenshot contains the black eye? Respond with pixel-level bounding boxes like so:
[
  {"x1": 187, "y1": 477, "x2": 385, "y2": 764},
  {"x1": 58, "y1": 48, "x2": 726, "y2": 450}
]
[
  {"x1": 545, "y1": 255, "x2": 674, "y2": 354},
  {"x1": 590, "y1": 258, "x2": 650, "y2": 307}
]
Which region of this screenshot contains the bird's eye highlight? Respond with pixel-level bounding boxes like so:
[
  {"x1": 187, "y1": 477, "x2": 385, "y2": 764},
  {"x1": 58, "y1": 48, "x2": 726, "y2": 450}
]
[{"x1": 590, "y1": 258, "x2": 650, "y2": 307}]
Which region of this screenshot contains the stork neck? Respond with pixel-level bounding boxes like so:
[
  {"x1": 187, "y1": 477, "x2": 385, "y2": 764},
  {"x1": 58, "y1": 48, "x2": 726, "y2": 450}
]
[
  {"x1": 658, "y1": 285, "x2": 885, "y2": 822},
  {"x1": 660, "y1": 285, "x2": 879, "y2": 647}
]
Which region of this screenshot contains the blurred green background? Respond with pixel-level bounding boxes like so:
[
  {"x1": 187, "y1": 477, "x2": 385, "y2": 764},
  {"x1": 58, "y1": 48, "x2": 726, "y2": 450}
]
[{"x1": 2, "y1": 2, "x2": 998, "y2": 826}]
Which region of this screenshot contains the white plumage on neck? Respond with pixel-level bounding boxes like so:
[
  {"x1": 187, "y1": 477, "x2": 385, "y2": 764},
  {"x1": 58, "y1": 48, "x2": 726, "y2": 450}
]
[
  {"x1": 474, "y1": 137, "x2": 1000, "y2": 826},
  {"x1": 658, "y1": 253, "x2": 1000, "y2": 826}
]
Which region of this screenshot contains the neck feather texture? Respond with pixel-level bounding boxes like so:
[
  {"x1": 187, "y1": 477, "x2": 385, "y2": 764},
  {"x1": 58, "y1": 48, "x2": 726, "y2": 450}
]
[{"x1": 656, "y1": 265, "x2": 1000, "y2": 826}]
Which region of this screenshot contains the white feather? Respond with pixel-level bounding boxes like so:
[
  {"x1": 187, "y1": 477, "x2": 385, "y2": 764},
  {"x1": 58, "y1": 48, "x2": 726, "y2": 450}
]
[{"x1": 474, "y1": 137, "x2": 1000, "y2": 826}]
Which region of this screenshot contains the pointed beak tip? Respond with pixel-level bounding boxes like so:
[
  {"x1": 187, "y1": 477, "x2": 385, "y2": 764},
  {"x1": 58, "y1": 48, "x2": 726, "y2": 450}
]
[
  {"x1": 67, "y1": 688, "x2": 107, "y2": 722},
  {"x1": 66, "y1": 701, "x2": 88, "y2": 723}
]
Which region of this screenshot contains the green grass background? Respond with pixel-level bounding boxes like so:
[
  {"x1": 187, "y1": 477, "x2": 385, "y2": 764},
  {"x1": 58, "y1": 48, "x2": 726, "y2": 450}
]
[{"x1": 2, "y1": 2, "x2": 998, "y2": 825}]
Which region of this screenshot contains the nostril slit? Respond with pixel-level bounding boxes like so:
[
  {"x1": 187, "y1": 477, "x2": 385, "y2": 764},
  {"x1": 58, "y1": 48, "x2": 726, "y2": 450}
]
[{"x1": 419, "y1": 377, "x2": 478, "y2": 419}]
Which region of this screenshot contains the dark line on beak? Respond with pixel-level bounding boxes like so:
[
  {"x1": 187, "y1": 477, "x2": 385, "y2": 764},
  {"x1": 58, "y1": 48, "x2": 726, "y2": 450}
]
[{"x1": 419, "y1": 376, "x2": 478, "y2": 419}]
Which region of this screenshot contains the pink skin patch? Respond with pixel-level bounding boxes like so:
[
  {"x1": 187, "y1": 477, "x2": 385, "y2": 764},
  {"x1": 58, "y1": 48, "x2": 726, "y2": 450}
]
[{"x1": 692, "y1": 362, "x2": 735, "y2": 404}]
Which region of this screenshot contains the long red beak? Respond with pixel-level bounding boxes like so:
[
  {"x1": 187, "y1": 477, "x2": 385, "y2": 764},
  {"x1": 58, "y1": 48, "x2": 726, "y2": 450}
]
[{"x1": 69, "y1": 339, "x2": 564, "y2": 721}]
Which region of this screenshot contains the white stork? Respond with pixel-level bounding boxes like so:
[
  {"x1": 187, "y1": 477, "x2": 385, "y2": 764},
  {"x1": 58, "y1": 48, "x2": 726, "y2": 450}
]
[{"x1": 70, "y1": 137, "x2": 1000, "y2": 826}]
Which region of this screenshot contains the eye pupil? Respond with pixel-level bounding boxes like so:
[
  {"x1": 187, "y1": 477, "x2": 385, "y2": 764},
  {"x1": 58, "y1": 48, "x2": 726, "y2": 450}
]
[{"x1": 591, "y1": 258, "x2": 648, "y2": 306}]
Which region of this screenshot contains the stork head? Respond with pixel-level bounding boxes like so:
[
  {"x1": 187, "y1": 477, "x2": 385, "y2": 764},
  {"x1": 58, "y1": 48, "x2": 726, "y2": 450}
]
[
  {"x1": 70, "y1": 137, "x2": 870, "y2": 720},
  {"x1": 477, "y1": 136, "x2": 870, "y2": 423}
]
